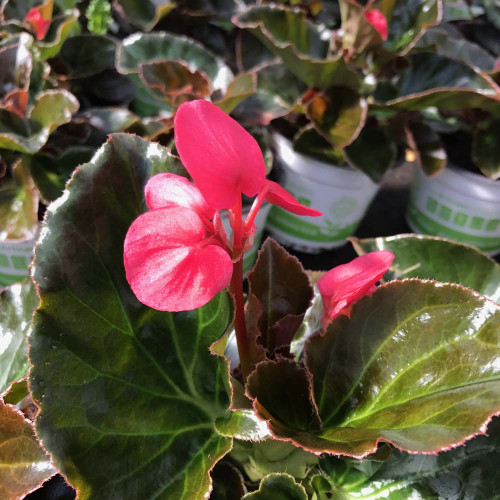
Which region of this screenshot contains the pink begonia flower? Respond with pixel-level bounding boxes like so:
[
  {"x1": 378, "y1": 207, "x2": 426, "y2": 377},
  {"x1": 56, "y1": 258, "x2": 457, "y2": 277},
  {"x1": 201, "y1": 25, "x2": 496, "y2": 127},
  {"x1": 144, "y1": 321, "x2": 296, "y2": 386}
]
[
  {"x1": 364, "y1": 9, "x2": 388, "y2": 41},
  {"x1": 318, "y1": 251, "x2": 394, "y2": 328},
  {"x1": 125, "y1": 100, "x2": 322, "y2": 312},
  {"x1": 25, "y1": 8, "x2": 51, "y2": 41},
  {"x1": 124, "y1": 176, "x2": 233, "y2": 311}
]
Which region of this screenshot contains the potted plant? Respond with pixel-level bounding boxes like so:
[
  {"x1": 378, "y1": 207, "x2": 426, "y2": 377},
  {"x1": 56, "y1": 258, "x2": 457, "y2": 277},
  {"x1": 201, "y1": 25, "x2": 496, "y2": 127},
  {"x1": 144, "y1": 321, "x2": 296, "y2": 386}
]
[{"x1": 2, "y1": 101, "x2": 499, "y2": 499}]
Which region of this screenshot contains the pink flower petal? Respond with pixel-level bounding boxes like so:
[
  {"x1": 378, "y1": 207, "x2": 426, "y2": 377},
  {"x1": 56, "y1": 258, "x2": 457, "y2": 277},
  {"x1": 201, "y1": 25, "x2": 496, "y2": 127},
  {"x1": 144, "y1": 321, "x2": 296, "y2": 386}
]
[
  {"x1": 26, "y1": 8, "x2": 50, "y2": 40},
  {"x1": 364, "y1": 9, "x2": 388, "y2": 40},
  {"x1": 318, "y1": 250, "x2": 394, "y2": 326},
  {"x1": 174, "y1": 100, "x2": 266, "y2": 210},
  {"x1": 124, "y1": 206, "x2": 233, "y2": 311},
  {"x1": 263, "y1": 180, "x2": 323, "y2": 217},
  {"x1": 145, "y1": 173, "x2": 215, "y2": 219}
]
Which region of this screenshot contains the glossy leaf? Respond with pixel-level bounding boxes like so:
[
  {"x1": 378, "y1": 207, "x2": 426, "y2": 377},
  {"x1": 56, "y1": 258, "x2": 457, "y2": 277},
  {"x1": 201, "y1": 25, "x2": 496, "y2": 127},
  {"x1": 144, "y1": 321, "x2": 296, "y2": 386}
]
[
  {"x1": 383, "y1": 0, "x2": 442, "y2": 53},
  {"x1": 0, "y1": 90, "x2": 79, "y2": 154},
  {"x1": 344, "y1": 126, "x2": 396, "y2": 182},
  {"x1": 115, "y1": 0, "x2": 175, "y2": 31},
  {"x1": 29, "y1": 134, "x2": 233, "y2": 499},
  {"x1": 59, "y1": 34, "x2": 117, "y2": 77},
  {"x1": 0, "y1": 40, "x2": 32, "y2": 101},
  {"x1": 472, "y1": 120, "x2": 500, "y2": 179},
  {"x1": 117, "y1": 32, "x2": 233, "y2": 91},
  {"x1": 0, "y1": 401, "x2": 56, "y2": 500},
  {"x1": 215, "y1": 410, "x2": 271, "y2": 441},
  {"x1": 319, "y1": 417, "x2": 500, "y2": 499},
  {"x1": 242, "y1": 473, "x2": 307, "y2": 500},
  {"x1": 351, "y1": 234, "x2": 500, "y2": 302},
  {"x1": 0, "y1": 280, "x2": 38, "y2": 393},
  {"x1": 307, "y1": 87, "x2": 367, "y2": 149},
  {"x1": 28, "y1": 146, "x2": 95, "y2": 202},
  {"x1": 233, "y1": 63, "x2": 306, "y2": 126},
  {"x1": 405, "y1": 121, "x2": 446, "y2": 176},
  {"x1": 249, "y1": 280, "x2": 500, "y2": 458},
  {"x1": 79, "y1": 107, "x2": 140, "y2": 134},
  {"x1": 0, "y1": 160, "x2": 38, "y2": 240},
  {"x1": 293, "y1": 126, "x2": 346, "y2": 165},
  {"x1": 1, "y1": 378, "x2": 29, "y2": 405},
  {"x1": 383, "y1": 53, "x2": 500, "y2": 111},
  {"x1": 234, "y1": 5, "x2": 360, "y2": 89},
  {"x1": 37, "y1": 9, "x2": 79, "y2": 61},
  {"x1": 246, "y1": 239, "x2": 313, "y2": 360}
]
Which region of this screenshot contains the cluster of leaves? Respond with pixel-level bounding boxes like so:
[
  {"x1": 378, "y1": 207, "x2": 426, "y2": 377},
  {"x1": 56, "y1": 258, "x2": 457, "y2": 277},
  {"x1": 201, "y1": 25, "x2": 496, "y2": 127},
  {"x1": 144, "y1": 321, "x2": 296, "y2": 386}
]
[
  {"x1": 1, "y1": 133, "x2": 499, "y2": 498},
  {"x1": 234, "y1": 0, "x2": 500, "y2": 181}
]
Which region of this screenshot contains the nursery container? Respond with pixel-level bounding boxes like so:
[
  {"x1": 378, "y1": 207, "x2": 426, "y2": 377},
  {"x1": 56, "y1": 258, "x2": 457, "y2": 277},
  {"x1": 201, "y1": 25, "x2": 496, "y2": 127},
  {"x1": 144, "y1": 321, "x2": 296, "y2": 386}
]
[
  {"x1": 266, "y1": 134, "x2": 379, "y2": 253},
  {"x1": 0, "y1": 231, "x2": 38, "y2": 287},
  {"x1": 221, "y1": 202, "x2": 272, "y2": 272},
  {"x1": 407, "y1": 166, "x2": 500, "y2": 255}
]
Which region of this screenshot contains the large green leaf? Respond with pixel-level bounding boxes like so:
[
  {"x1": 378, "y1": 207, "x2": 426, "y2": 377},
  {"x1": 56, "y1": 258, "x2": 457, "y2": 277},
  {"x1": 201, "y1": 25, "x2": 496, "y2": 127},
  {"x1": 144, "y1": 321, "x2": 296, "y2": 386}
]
[
  {"x1": 307, "y1": 87, "x2": 367, "y2": 149},
  {"x1": 317, "y1": 417, "x2": 500, "y2": 499},
  {"x1": 234, "y1": 5, "x2": 360, "y2": 89},
  {"x1": 472, "y1": 120, "x2": 500, "y2": 180},
  {"x1": 0, "y1": 400, "x2": 55, "y2": 500},
  {"x1": 0, "y1": 280, "x2": 38, "y2": 393},
  {"x1": 115, "y1": 0, "x2": 175, "y2": 31},
  {"x1": 242, "y1": 473, "x2": 307, "y2": 500},
  {"x1": 0, "y1": 89, "x2": 79, "y2": 154},
  {"x1": 29, "y1": 134, "x2": 233, "y2": 499},
  {"x1": 214, "y1": 72, "x2": 256, "y2": 115},
  {"x1": 116, "y1": 32, "x2": 233, "y2": 91},
  {"x1": 37, "y1": 9, "x2": 79, "y2": 61},
  {"x1": 382, "y1": 0, "x2": 442, "y2": 53},
  {"x1": 248, "y1": 280, "x2": 500, "y2": 457},
  {"x1": 351, "y1": 234, "x2": 500, "y2": 302},
  {"x1": 383, "y1": 53, "x2": 500, "y2": 111}
]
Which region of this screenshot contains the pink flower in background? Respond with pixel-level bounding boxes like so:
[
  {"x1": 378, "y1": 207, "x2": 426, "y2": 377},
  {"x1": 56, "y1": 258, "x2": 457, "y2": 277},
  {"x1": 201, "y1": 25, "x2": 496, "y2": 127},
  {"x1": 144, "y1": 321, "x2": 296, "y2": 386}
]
[
  {"x1": 364, "y1": 9, "x2": 388, "y2": 40},
  {"x1": 25, "y1": 8, "x2": 51, "y2": 40},
  {"x1": 318, "y1": 251, "x2": 394, "y2": 328},
  {"x1": 124, "y1": 100, "x2": 322, "y2": 312}
]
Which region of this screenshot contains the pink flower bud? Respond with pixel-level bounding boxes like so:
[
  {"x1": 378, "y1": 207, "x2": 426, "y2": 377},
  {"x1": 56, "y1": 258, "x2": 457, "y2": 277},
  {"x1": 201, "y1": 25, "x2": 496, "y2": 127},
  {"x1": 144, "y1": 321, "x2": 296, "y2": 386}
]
[{"x1": 364, "y1": 9, "x2": 388, "y2": 41}]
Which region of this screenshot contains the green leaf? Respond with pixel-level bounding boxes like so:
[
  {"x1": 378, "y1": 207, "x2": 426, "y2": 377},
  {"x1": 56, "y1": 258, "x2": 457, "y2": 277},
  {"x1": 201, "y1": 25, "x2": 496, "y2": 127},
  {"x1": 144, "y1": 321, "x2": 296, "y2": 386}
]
[
  {"x1": 214, "y1": 72, "x2": 256, "y2": 115},
  {"x1": 344, "y1": 125, "x2": 396, "y2": 182},
  {"x1": 484, "y1": 0, "x2": 500, "y2": 30},
  {"x1": 233, "y1": 62, "x2": 307, "y2": 126},
  {"x1": 211, "y1": 462, "x2": 246, "y2": 500},
  {"x1": 80, "y1": 107, "x2": 140, "y2": 134},
  {"x1": 0, "y1": 400, "x2": 56, "y2": 500},
  {"x1": 37, "y1": 9, "x2": 80, "y2": 61},
  {"x1": 29, "y1": 134, "x2": 233, "y2": 499},
  {"x1": 246, "y1": 238, "x2": 313, "y2": 361},
  {"x1": 307, "y1": 87, "x2": 367, "y2": 149},
  {"x1": 59, "y1": 34, "x2": 117, "y2": 77},
  {"x1": 293, "y1": 126, "x2": 346, "y2": 165},
  {"x1": 117, "y1": 32, "x2": 233, "y2": 91},
  {"x1": 0, "y1": 280, "x2": 38, "y2": 393},
  {"x1": 85, "y1": 0, "x2": 113, "y2": 35},
  {"x1": 1, "y1": 378, "x2": 29, "y2": 405},
  {"x1": 319, "y1": 417, "x2": 500, "y2": 499},
  {"x1": 0, "y1": 160, "x2": 38, "y2": 240},
  {"x1": 383, "y1": 0, "x2": 442, "y2": 53},
  {"x1": 0, "y1": 89, "x2": 79, "y2": 154},
  {"x1": 405, "y1": 121, "x2": 446, "y2": 176},
  {"x1": 472, "y1": 120, "x2": 500, "y2": 180},
  {"x1": 0, "y1": 39, "x2": 32, "y2": 100},
  {"x1": 115, "y1": 0, "x2": 175, "y2": 31},
  {"x1": 249, "y1": 280, "x2": 500, "y2": 457},
  {"x1": 28, "y1": 146, "x2": 96, "y2": 202},
  {"x1": 383, "y1": 53, "x2": 500, "y2": 111},
  {"x1": 351, "y1": 234, "x2": 500, "y2": 302},
  {"x1": 242, "y1": 473, "x2": 307, "y2": 500},
  {"x1": 234, "y1": 5, "x2": 361, "y2": 89}
]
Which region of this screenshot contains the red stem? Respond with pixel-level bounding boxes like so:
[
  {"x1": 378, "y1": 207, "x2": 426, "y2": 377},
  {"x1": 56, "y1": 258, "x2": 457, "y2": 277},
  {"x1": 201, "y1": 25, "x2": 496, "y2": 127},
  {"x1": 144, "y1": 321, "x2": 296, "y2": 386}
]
[{"x1": 228, "y1": 198, "x2": 251, "y2": 382}]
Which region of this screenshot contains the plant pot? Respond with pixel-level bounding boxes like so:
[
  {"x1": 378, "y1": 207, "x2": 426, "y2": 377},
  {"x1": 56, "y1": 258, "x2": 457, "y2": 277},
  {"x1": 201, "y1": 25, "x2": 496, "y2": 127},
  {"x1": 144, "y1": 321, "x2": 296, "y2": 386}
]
[
  {"x1": 266, "y1": 134, "x2": 379, "y2": 253},
  {"x1": 407, "y1": 166, "x2": 500, "y2": 256},
  {"x1": 221, "y1": 202, "x2": 272, "y2": 272},
  {"x1": 0, "y1": 231, "x2": 38, "y2": 287}
]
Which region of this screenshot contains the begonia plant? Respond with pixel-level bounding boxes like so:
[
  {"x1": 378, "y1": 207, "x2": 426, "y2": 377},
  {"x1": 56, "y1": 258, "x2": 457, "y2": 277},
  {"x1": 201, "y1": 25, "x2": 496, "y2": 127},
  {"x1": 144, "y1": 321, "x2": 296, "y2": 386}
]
[{"x1": 0, "y1": 99, "x2": 498, "y2": 499}]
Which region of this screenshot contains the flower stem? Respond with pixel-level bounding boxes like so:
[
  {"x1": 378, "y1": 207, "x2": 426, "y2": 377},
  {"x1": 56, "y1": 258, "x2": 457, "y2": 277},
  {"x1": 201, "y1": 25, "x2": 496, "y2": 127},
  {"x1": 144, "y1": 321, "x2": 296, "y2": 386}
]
[{"x1": 229, "y1": 198, "x2": 251, "y2": 382}]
